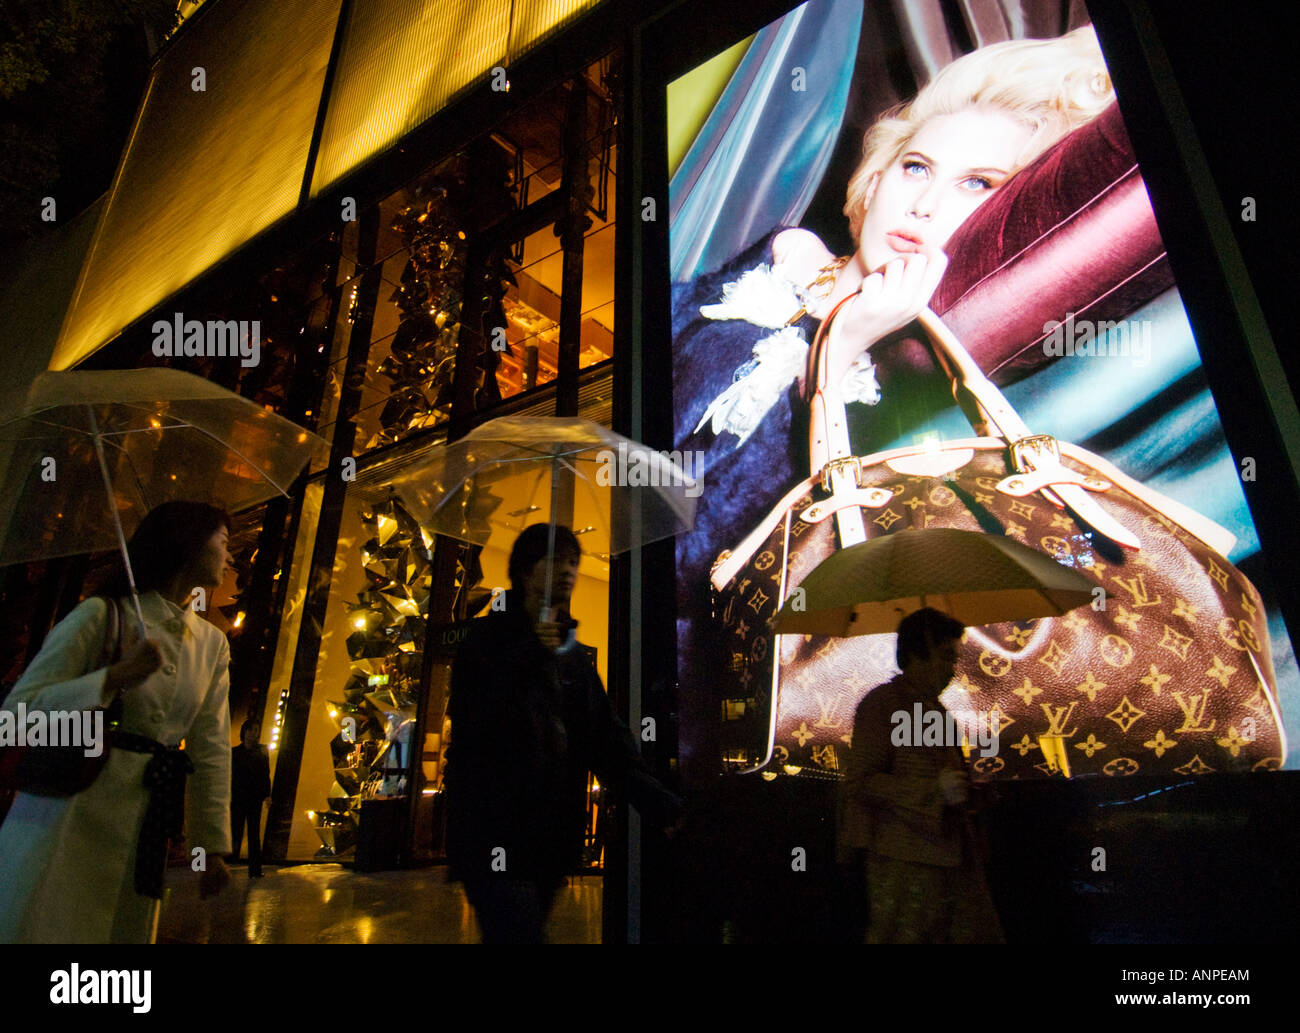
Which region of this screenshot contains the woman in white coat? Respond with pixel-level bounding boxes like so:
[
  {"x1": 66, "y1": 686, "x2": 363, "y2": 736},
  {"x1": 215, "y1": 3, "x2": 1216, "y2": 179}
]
[{"x1": 0, "y1": 501, "x2": 234, "y2": 942}]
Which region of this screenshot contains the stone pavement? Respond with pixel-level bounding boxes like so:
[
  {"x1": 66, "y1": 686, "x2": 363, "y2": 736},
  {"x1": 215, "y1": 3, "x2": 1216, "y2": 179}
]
[{"x1": 157, "y1": 863, "x2": 603, "y2": 944}]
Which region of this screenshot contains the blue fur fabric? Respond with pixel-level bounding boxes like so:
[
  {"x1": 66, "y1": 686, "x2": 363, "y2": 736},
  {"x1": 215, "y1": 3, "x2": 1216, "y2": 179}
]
[
  {"x1": 671, "y1": 230, "x2": 811, "y2": 606},
  {"x1": 672, "y1": 230, "x2": 801, "y2": 781}
]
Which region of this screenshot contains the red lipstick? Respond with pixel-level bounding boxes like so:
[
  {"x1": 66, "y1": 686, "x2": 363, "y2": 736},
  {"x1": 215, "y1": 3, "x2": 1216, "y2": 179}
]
[{"x1": 886, "y1": 231, "x2": 924, "y2": 253}]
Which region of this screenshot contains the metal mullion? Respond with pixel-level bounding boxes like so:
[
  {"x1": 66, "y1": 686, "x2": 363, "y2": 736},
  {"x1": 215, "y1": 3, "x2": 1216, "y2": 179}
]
[
  {"x1": 234, "y1": 235, "x2": 346, "y2": 729},
  {"x1": 264, "y1": 205, "x2": 381, "y2": 863},
  {"x1": 299, "y1": 0, "x2": 353, "y2": 210}
]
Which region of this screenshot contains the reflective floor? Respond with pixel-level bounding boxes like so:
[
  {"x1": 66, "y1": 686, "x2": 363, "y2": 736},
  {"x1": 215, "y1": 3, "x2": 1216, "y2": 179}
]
[{"x1": 157, "y1": 863, "x2": 603, "y2": 944}]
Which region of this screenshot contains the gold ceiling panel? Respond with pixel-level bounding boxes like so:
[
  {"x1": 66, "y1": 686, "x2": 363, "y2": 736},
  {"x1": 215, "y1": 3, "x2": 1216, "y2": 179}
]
[
  {"x1": 52, "y1": 0, "x2": 342, "y2": 370},
  {"x1": 309, "y1": 0, "x2": 600, "y2": 197}
]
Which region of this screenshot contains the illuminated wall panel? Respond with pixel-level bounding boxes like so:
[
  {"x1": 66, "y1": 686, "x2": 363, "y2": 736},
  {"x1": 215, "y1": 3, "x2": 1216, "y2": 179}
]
[
  {"x1": 52, "y1": 0, "x2": 341, "y2": 370},
  {"x1": 309, "y1": 0, "x2": 599, "y2": 196}
]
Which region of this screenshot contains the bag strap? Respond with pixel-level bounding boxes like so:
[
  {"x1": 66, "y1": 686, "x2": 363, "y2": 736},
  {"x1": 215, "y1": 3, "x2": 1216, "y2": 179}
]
[
  {"x1": 805, "y1": 291, "x2": 863, "y2": 468},
  {"x1": 806, "y1": 292, "x2": 871, "y2": 548},
  {"x1": 806, "y1": 295, "x2": 1140, "y2": 549},
  {"x1": 916, "y1": 309, "x2": 1141, "y2": 549},
  {"x1": 98, "y1": 598, "x2": 124, "y2": 722},
  {"x1": 98, "y1": 597, "x2": 122, "y2": 669}
]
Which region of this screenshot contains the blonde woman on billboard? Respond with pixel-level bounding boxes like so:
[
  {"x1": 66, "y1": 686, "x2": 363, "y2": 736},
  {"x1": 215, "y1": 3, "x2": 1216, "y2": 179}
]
[
  {"x1": 692, "y1": 26, "x2": 1113, "y2": 445},
  {"x1": 673, "y1": 26, "x2": 1114, "y2": 940}
]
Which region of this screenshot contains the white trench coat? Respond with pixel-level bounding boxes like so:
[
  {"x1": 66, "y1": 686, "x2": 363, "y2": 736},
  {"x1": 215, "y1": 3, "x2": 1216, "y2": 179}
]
[{"x1": 0, "y1": 591, "x2": 231, "y2": 943}]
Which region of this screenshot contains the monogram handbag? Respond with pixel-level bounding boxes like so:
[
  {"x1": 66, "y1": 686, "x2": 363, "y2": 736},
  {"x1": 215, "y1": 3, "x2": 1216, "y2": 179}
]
[
  {"x1": 709, "y1": 302, "x2": 1285, "y2": 780},
  {"x1": 0, "y1": 597, "x2": 123, "y2": 796}
]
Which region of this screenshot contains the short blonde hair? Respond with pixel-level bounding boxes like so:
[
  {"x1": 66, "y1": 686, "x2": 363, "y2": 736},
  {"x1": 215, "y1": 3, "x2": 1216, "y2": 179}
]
[{"x1": 844, "y1": 26, "x2": 1114, "y2": 239}]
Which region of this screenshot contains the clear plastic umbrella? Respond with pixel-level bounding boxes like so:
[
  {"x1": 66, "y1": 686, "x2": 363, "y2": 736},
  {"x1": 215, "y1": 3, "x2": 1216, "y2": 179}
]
[
  {"x1": 389, "y1": 415, "x2": 699, "y2": 616},
  {"x1": 0, "y1": 368, "x2": 330, "y2": 632}
]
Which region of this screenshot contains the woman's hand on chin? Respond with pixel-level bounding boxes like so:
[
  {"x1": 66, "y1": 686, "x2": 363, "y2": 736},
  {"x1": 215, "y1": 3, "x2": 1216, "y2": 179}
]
[{"x1": 825, "y1": 248, "x2": 948, "y2": 385}]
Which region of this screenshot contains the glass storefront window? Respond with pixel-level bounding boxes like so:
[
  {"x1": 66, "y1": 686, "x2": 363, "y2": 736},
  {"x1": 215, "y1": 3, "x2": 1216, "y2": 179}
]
[
  {"x1": 286, "y1": 487, "x2": 433, "y2": 861},
  {"x1": 492, "y1": 64, "x2": 618, "y2": 400}
]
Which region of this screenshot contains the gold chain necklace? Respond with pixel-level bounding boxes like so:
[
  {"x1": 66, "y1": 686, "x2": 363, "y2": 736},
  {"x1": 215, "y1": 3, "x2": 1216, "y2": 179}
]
[{"x1": 787, "y1": 255, "x2": 851, "y2": 326}]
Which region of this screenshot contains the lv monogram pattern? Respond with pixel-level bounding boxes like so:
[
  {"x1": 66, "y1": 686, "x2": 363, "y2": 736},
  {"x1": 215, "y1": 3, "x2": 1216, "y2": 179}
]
[{"x1": 714, "y1": 447, "x2": 1284, "y2": 780}]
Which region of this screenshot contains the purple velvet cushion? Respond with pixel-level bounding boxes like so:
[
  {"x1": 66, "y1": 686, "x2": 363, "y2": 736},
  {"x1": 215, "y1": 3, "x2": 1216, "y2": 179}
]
[{"x1": 909, "y1": 102, "x2": 1174, "y2": 382}]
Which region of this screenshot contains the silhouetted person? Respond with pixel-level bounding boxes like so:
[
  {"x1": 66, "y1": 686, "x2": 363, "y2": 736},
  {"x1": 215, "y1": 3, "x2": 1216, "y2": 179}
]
[
  {"x1": 839, "y1": 607, "x2": 1003, "y2": 943},
  {"x1": 230, "y1": 720, "x2": 271, "y2": 878},
  {"x1": 444, "y1": 524, "x2": 680, "y2": 943}
]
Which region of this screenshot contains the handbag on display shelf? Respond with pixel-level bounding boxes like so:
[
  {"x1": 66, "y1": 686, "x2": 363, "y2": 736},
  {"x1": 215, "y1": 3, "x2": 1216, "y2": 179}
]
[
  {"x1": 0, "y1": 598, "x2": 123, "y2": 796},
  {"x1": 709, "y1": 299, "x2": 1285, "y2": 780}
]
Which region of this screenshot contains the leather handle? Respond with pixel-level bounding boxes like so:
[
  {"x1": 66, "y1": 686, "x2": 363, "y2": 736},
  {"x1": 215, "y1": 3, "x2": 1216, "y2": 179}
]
[
  {"x1": 804, "y1": 297, "x2": 1032, "y2": 472},
  {"x1": 915, "y1": 308, "x2": 1032, "y2": 442},
  {"x1": 806, "y1": 292, "x2": 869, "y2": 546},
  {"x1": 805, "y1": 291, "x2": 863, "y2": 472},
  {"x1": 806, "y1": 302, "x2": 1143, "y2": 549},
  {"x1": 915, "y1": 308, "x2": 1141, "y2": 547}
]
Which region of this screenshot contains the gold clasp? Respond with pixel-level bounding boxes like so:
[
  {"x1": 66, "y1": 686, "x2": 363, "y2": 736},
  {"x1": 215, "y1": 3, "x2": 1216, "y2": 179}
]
[
  {"x1": 1009, "y1": 435, "x2": 1061, "y2": 473},
  {"x1": 819, "y1": 456, "x2": 861, "y2": 492}
]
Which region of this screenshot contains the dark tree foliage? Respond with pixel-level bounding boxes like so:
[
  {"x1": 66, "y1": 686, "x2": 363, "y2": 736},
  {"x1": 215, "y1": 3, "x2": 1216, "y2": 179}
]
[{"x1": 0, "y1": 0, "x2": 178, "y2": 255}]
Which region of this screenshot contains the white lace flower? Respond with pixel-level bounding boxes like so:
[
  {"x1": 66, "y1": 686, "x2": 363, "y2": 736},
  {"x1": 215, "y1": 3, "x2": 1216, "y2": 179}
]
[
  {"x1": 693, "y1": 327, "x2": 808, "y2": 445},
  {"x1": 693, "y1": 260, "x2": 883, "y2": 445},
  {"x1": 699, "y1": 264, "x2": 802, "y2": 329}
]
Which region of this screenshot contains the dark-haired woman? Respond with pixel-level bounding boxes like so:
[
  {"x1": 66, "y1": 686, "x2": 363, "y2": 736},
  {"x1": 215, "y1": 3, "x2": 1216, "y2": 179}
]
[{"x1": 0, "y1": 501, "x2": 234, "y2": 942}]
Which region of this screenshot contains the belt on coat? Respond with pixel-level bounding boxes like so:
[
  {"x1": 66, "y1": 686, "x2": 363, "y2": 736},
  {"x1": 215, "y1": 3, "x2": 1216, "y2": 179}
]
[{"x1": 115, "y1": 732, "x2": 194, "y2": 899}]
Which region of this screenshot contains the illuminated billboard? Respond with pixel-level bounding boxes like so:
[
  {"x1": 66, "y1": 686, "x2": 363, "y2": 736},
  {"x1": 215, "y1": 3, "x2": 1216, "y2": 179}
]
[{"x1": 668, "y1": 0, "x2": 1295, "y2": 783}]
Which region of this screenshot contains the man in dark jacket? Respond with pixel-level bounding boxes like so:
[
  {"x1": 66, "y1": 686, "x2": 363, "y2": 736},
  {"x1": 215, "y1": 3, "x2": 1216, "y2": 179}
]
[
  {"x1": 444, "y1": 524, "x2": 680, "y2": 943},
  {"x1": 230, "y1": 719, "x2": 271, "y2": 878}
]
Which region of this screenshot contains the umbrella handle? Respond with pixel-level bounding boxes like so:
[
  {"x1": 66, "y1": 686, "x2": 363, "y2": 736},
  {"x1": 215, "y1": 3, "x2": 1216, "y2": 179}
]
[
  {"x1": 541, "y1": 518, "x2": 557, "y2": 621},
  {"x1": 86, "y1": 406, "x2": 148, "y2": 637}
]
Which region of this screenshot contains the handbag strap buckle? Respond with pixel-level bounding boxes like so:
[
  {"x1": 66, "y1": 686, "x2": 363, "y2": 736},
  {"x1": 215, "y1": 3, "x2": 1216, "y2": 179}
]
[
  {"x1": 819, "y1": 456, "x2": 862, "y2": 492},
  {"x1": 1009, "y1": 435, "x2": 1061, "y2": 473}
]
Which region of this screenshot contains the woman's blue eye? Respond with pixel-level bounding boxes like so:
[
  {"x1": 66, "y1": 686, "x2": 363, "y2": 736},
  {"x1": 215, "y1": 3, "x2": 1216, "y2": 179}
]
[
  {"x1": 902, "y1": 160, "x2": 927, "y2": 176},
  {"x1": 962, "y1": 175, "x2": 994, "y2": 190}
]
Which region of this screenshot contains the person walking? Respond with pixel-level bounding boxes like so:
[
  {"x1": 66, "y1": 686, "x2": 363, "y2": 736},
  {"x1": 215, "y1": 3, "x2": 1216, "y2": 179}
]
[
  {"x1": 230, "y1": 720, "x2": 271, "y2": 878},
  {"x1": 443, "y1": 524, "x2": 680, "y2": 943},
  {"x1": 0, "y1": 501, "x2": 234, "y2": 943},
  {"x1": 839, "y1": 607, "x2": 1004, "y2": 943}
]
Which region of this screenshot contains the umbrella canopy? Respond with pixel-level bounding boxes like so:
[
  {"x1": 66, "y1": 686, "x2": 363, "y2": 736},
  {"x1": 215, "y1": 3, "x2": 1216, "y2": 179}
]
[
  {"x1": 388, "y1": 415, "x2": 698, "y2": 559},
  {"x1": 771, "y1": 527, "x2": 1096, "y2": 636},
  {"x1": 0, "y1": 368, "x2": 329, "y2": 568}
]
